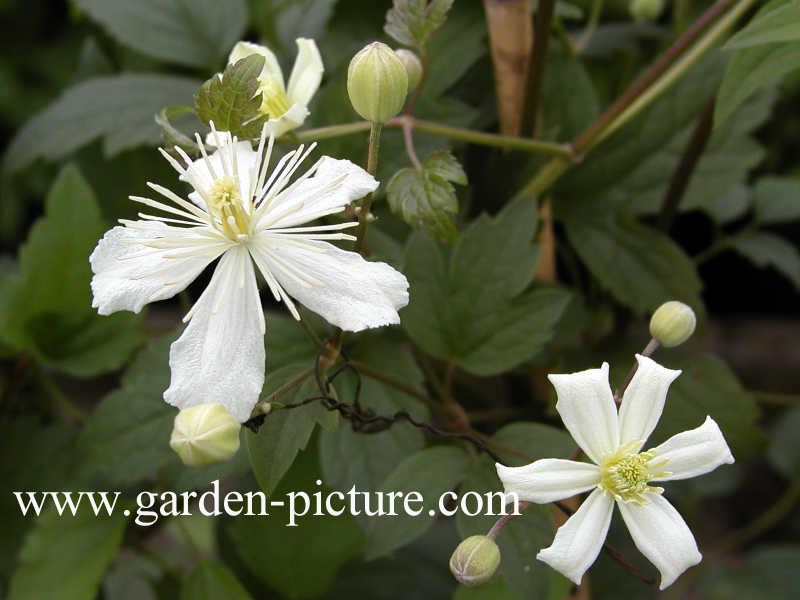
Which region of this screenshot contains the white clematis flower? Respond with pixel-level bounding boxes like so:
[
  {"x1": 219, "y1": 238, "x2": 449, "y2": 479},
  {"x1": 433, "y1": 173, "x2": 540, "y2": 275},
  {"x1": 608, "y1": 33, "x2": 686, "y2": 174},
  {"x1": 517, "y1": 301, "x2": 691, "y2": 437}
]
[
  {"x1": 229, "y1": 38, "x2": 323, "y2": 137},
  {"x1": 496, "y1": 355, "x2": 734, "y2": 590},
  {"x1": 90, "y1": 125, "x2": 408, "y2": 422}
]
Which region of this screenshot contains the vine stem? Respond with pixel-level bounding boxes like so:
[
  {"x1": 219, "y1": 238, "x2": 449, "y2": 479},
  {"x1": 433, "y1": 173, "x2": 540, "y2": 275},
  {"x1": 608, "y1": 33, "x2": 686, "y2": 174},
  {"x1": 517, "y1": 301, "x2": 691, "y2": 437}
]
[
  {"x1": 353, "y1": 122, "x2": 382, "y2": 254},
  {"x1": 523, "y1": 0, "x2": 556, "y2": 136},
  {"x1": 614, "y1": 338, "x2": 660, "y2": 404},
  {"x1": 516, "y1": 0, "x2": 757, "y2": 199}
]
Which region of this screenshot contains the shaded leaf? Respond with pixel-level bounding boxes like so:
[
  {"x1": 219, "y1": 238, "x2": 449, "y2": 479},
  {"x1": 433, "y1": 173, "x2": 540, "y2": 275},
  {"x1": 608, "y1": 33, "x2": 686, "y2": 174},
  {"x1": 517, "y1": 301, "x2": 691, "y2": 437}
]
[
  {"x1": 767, "y1": 406, "x2": 800, "y2": 479},
  {"x1": 385, "y1": 0, "x2": 454, "y2": 49},
  {"x1": 181, "y1": 562, "x2": 252, "y2": 600},
  {"x1": 753, "y1": 176, "x2": 800, "y2": 224},
  {"x1": 730, "y1": 231, "x2": 800, "y2": 290},
  {"x1": 725, "y1": 0, "x2": 800, "y2": 49}
]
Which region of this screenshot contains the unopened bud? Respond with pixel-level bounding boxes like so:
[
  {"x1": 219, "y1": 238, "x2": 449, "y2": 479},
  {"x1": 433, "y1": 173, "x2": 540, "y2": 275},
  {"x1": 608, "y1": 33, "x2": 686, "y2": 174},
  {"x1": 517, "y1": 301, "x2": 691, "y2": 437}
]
[
  {"x1": 649, "y1": 301, "x2": 696, "y2": 347},
  {"x1": 630, "y1": 0, "x2": 664, "y2": 22},
  {"x1": 394, "y1": 49, "x2": 423, "y2": 92},
  {"x1": 449, "y1": 535, "x2": 501, "y2": 587},
  {"x1": 170, "y1": 403, "x2": 241, "y2": 467},
  {"x1": 347, "y1": 42, "x2": 408, "y2": 123}
]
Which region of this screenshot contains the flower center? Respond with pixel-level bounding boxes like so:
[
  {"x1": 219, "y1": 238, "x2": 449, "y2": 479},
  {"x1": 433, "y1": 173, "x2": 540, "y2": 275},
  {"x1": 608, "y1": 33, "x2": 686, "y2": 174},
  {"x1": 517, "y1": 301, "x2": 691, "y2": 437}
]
[
  {"x1": 259, "y1": 76, "x2": 291, "y2": 120},
  {"x1": 599, "y1": 442, "x2": 668, "y2": 504},
  {"x1": 208, "y1": 177, "x2": 250, "y2": 240}
]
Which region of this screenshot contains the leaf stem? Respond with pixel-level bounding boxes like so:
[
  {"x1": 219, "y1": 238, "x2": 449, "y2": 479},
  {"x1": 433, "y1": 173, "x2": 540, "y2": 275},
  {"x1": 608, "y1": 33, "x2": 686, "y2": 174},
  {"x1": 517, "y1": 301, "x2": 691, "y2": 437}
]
[
  {"x1": 36, "y1": 365, "x2": 85, "y2": 422},
  {"x1": 524, "y1": 0, "x2": 557, "y2": 136},
  {"x1": 348, "y1": 360, "x2": 435, "y2": 406},
  {"x1": 614, "y1": 338, "x2": 660, "y2": 404}
]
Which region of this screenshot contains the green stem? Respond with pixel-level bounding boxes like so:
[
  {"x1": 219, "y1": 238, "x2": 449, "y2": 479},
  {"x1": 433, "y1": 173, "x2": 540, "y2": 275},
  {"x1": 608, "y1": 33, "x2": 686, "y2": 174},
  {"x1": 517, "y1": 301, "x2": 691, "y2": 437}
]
[
  {"x1": 577, "y1": 0, "x2": 604, "y2": 52},
  {"x1": 349, "y1": 360, "x2": 435, "y2": 406},
  {"x1": 292, "y1": 121, "x2": 372, "y2": 142},
  {"x1": 353, "y1": 122, "x2": 383, "y2": 254},
  {"x1": 711, "y1": 479, "x2": 800, "y2": 554},
  {"x1": 524, "y1": 0, "x2": 557, "y2": 136},
  {"x1": 37, "y1": 366, "x2": 85, "y2": 422}
]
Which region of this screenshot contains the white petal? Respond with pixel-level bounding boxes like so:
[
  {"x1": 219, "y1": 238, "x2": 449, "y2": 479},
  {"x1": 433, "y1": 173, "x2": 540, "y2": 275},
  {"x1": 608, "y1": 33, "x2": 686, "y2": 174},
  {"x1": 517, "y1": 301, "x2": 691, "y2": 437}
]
[
  {"x1": 617, "y1": 494, "x2": 701, "y2": 590},
  {"x1": 549, "y1": 363, "x2": 619, "y2": 464},
  {"x1": 259, "y1": 157, "x2": 378, "y2": 229},
  {"x1": 184, "y1": 140, "x2": 259, "y2": 208},
  {"x1": 251, "y1": 237, "x2": 408, "y2": 331},
  {"x1": 286, "y1": 38, "x2": 324, "y2": 107},
  {"x1": 264, "y1": 102, "x2": 309, "y2": 138},
  {"x1": 650, "y1": 416, "x2": 734, "y2": 482},
  {"x1": 90, "y1": 224, "x2": 224, "y2": 315},
  {"x1": 163, "y1": 247, "x2": 265, "y2": 422},
  {"x1": 537, "y1": 487, "x2": 614, "y2": 586},
  {"x1": 496, "y1": 459, "x2": 600, "y2": 503},
  {"x1": 228, "y1": 41, "x2": 284, "y2": 90},
  {"x1": 618, "y1": 354, "x2": 681, "y2": 450}
]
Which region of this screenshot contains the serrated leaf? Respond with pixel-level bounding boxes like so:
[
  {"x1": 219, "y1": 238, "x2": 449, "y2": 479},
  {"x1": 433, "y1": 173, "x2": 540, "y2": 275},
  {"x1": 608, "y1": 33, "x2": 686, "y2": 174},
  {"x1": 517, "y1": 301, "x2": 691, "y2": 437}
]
[
  {"x1": 387, "y1": 150, "x2": 466, "y2": 243},
  {"x1": 7, "y1": 506, "x2": 130, "y2": 600},
  {"x1": 565, "y1": 216, "x2": 702, "y2": 315},
  {"x1": 385, "y1": 0, "x2": 454, "y2": 49},
  {"x1": 3, "y1": 75, "x2": 200, "y2": 174},
  {"x1": 228, "y1": 445, "x2": 363, "y2": 599},
  {"x1": 74, "y1": 0, "x2": 247, "y2": 69},
  {"x1": 704, "y1": 185, "x2": 751, "y2": 225},
  {"x1": 0, "y1": 166, "x2": 142, "y2": 375},
  {"x1": 194, "y1": 55, "x2": 267, "y2": 138},
  {"x1": 753, "y1": 176, "x2": 800, "y2": 224},
  {"x1": 730, "y1": 231, "x2": 800, "y2": 290},
  {"x1": 246, "y1": 364, "x2": 337, "y2": 497},
  {"x1": 181, "y1": 562, "x2": 252, "y2": 600},
  {"x1": 365, "y1": 445, "x2": 470, "y2": 559},
  {"x1": 725, "y1": 0, "x2": 800, "y2": 49}
]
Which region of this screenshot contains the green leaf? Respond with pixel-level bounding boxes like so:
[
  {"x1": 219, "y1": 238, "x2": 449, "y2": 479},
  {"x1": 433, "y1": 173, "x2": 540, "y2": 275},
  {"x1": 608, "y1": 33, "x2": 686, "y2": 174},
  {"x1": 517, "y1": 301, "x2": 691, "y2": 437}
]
[
  {"x1": 697, "y1": 545, "x2": 800, "y2": 599},
  {"x1": 4, "y1": 75, "x2": 200, "y2": 174},
  {"x1": 730, "y1": 231, "x2": 800, "y2": 290},
  {"x1": 76, "y1": 334, "x2": 176, "y2": 486},
  {"x1": 565, "y1": 216, "x2": 703, "y2": 316},
  {"x1": 74, "y1": 0, "x2": 247, "y2": 69},
  {"x1": 703, "y1": 185, "x2": 751, "y2": 225},
  {"x1": 726, "y1": 0, "x2": 800, "y2": 49},
  {"x1": 246, "y1": 364, "x2": 337, "y2": 497},
  {"x1": 385, "y1": 0, "x2": 454, "y2": 49},
  {"x1": 542, "y1": 43, "x2": 599, "y2": 141},
  {"x1": 716, "y1": 1, "x2": 800, "y2": 125},
  {"x1": 387, "y1": 150, "x2": 467, "y2": 243},
  {"x1": 228, "y1": 444, "x2": 363, "y2": 599},
  {"x1": 7, "y1": 506, "x2": 129, "y2": 600},
  {"x1": 194, "y1": 55, "x2": 268, "y2": 139},
  {"x1": 402, "y1": 194, "x2": 572, "y2": 375},
  {"x1": 753, "y1": 176, "x2": 800, "y2": 224},
  {"x1": 365, "y1": 446, "x2": 470, "y2": 559},
  {"x1": 491, "y1": 423, "x2": 575, "y2": 466},
  {"x1": 767, "y1": 406, "x2": 800, "y2": 479},
  {"x1": 0, "y1": 166, "x2": 143, "y2": 375},
  {"x1": 456, "y1": 458, "x2": 555, "y2": 600},
  {"x1": 181, "y1": 562, "x2": 252, "y2": 600},
  {"x1": 318, "y1": 336, "x2": 428, "y2": 507},
  {"x1": 454, "y1": 579, "x2": 523, "y2": 600},
  {"x1": 650, "y1": 353, "x2": 763, "y2": 457}
]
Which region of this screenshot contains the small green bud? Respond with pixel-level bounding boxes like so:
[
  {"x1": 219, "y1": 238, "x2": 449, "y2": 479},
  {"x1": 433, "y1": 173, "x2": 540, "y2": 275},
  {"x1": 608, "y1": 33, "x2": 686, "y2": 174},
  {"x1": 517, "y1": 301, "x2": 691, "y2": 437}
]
[
  {"x1": 649, "y1": 301, "x2": 696, "y2": 347},
  {"x1": 347, "y1": 41, "x2": 408, "y2": 123},
  {"x1": 449, "y1": 535, "x2": 501, "y2": 587},
  {"x1": 170, "y1": 403, "x2": 241, "y2": 467},
  {"x1": 629, "y1": 0, "x2": 665, "y2": 22},
  {"x1": 394, "y1": 49, "x2": 423, "y2": 92}
]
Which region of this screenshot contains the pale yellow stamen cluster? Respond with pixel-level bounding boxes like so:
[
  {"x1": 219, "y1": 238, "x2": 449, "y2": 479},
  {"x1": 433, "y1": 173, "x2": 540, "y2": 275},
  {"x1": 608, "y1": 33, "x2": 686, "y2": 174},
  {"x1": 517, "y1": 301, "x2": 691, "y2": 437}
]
[
  {"x1": 599, "y1": 441, "x2": 669, "y2": 504},
  {"x1": 259, "y1": 77, "x2": 290, "y2": 120},
  {"x1": 208, "y1": 177, "x2": 250, "y2": 240}
]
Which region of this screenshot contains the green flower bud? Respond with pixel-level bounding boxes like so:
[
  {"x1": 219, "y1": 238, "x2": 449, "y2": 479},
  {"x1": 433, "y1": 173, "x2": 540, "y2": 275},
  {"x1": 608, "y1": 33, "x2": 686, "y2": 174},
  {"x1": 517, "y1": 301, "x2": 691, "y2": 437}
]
[
  {"x1": 347, "y1": 41, "x2": 408, "y2": 123},
  {"x1": 630, "y1": 0, "x2": 665, "y2": 22},
  {"x1": 449, "y1": 535, "x2": 501, "y2": 587},
  {"x1": 394, "y1": 48, "x2": 423, "y2": 92},
  {"x1": 170, "y1": 403, "x2": 241, "y2": 467},
  {"x1": 649, "y1": 301, "x2": 696, "y2": 347}
]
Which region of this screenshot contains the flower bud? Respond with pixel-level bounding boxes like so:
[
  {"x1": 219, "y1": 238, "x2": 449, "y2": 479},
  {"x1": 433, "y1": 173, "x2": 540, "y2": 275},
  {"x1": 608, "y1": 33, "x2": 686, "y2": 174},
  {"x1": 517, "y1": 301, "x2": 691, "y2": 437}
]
[
  {"x1": 629, "y1": 0, "x2": 664, "y2": 22},
  {"x1": 449, "y1": 535, "x2": 501, "y2": 587},
  {"x1": 394, "y1": 49, "x2": 423, "y2": 92},
  {"x1": 347, "y1": 42, "x2": 408, "y2": 123},
  {"x1": 170, "y1": 403, "x2": 241, "y2": 467},
  {"x1": 649, "y1": 301, "x2": 696, "y2": 347}
]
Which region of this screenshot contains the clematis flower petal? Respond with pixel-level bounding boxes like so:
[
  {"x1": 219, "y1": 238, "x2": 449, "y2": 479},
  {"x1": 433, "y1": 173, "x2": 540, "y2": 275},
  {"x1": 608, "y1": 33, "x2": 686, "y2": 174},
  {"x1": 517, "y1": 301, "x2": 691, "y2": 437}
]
[
  {"x1": 183, "y1": 139, "x2": 260, "y2": 208},
  {"x1": 229, "y1": 41, "x2": 284, "y2": 89},
  {"x1": 164, "y1": 246, "x2": 265, "y2": 422},
  {"x1": 250, "y1": 237, "x2": 408, "y2": 331},
  {"x1": 618, "y1": 354, "x2": 681, "y2": 451},
  {"x1": 650, "y1": 416, "x2": 734, "y2": 482},
  {"x1": 496, "y1": 459, "x2": 601, "y2": 503},
  {"x1": 265, "y1": 102, "x2": 311, "y2": 139},
  {"x1": 617, "y1": 494, "x2": 702, "y2": 590},
  {"x1": 287, "y1": 38, "x2": 324, "y2": 107},
  {"x1": 90, "y1": 223, "x2": 226, "y2": 315},
  {"x1": 259, "y1": 156, "x2": 378, "y2": 229},
  {"x1": 548, "y1": 363, "x2": 619, "y2": 464},
  {"x1": 537, "y1": 487, "x2": 614, "y2": 586}
]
